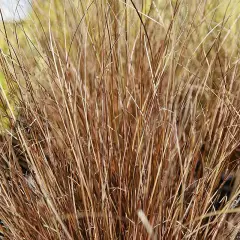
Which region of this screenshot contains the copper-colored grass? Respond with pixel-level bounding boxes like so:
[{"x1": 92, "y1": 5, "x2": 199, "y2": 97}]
[{"x1": 0, "y1": 0, "x2": 240, "y2": 239}]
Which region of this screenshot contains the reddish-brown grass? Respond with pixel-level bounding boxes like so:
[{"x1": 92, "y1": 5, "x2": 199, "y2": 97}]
[{"x1": 0, "y1": 0, "x2": 240, "y2": 239}]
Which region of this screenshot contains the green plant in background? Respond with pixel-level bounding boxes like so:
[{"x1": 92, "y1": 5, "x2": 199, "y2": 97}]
[
  {"x1": 0, "y1": 0, "x2": 81, "y2": 132},
  {"x1": 0, "y1": 34, "x2": 18, "y2": 132},
  {"x1": 0, "y1": 0, "x2": 33, "y2": 132},
  {"x1": 0, "y1": 68, "x2": 17, "y2": 132}
]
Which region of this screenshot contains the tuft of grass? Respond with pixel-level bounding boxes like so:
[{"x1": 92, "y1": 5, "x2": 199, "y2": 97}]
[{"x1": 0, "y1": 0, "x2": 240, "y2": 239}]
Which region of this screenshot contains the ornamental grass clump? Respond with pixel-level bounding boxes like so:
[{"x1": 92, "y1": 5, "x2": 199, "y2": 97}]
[{"x1": 0, "y1": 0, "x2": 240, "y2": 239}]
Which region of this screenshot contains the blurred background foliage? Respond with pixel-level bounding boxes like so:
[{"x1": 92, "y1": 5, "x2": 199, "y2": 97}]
[{"x1": 0, "y1": 0, "x2": 239, "y2": 132}]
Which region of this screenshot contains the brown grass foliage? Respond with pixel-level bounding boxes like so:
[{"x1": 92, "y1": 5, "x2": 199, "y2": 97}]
[{"x1": 0, "y1": 0, "x2": 240, "y2": 239}]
